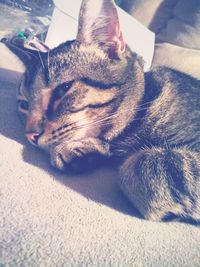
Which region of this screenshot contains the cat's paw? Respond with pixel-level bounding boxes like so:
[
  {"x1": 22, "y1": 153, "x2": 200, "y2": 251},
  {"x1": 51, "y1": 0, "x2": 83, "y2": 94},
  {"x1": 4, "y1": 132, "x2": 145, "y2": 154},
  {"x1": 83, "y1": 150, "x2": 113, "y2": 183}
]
[
  {"x1": 50, "y1": 141, "x2": 85, "y2": 171},
  {"x1": 50, "y1": 141, "x2": 108, "y2": 173}
]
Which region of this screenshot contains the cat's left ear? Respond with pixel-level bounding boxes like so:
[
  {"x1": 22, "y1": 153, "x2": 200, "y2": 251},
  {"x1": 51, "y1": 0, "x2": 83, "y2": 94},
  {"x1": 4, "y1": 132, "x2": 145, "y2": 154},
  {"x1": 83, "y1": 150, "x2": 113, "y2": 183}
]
[
  {"x1": 76, "y1": 0, "x2": 125, "y2": 58},
  {"x1": 1, "y1": 36, "x2": 49, "y2": 68}
]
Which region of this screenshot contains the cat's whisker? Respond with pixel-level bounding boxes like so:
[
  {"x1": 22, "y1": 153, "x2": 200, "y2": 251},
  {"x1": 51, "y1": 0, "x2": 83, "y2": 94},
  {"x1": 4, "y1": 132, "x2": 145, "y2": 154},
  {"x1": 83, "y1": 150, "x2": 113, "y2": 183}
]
[
  {"x1": 47, "y1": 50, "x2": 51, "y2": 80},
  {"x1": 52, "y1": 111, "x2": 116, "y2": 135},
  {"x1": 137, "y1": 99, "x2": 154, "y2": 108},
  {"x1": 72, "y1": 112, "x2": 146, "y2": 132},
  {"x1": 50, "y1": 103, "x2": 150, "y2": 137},
  {"x1": 37, "y1": 51, "x2": 45, "y2": 69},
  {"x1": 65, "y1": 108, "x2": 134, "y2": 132}
]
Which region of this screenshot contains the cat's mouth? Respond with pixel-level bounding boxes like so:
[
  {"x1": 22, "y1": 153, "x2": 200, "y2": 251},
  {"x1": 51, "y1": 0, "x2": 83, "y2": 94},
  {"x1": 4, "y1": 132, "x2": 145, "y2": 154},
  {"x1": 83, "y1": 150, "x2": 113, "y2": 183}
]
[
  {"x1": 24, "y1": 133, "x2": 101, "y2": 172},
  {"x1": 25, "y1": 123, "x2": 111, "y2": 172}
]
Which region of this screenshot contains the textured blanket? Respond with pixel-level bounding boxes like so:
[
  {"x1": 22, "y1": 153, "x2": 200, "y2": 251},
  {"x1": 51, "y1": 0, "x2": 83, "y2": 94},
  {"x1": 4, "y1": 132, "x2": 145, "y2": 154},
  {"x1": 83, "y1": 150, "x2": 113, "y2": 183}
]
[{"x1": 0, "y1": 43, "x2": 200, "y2": 267}]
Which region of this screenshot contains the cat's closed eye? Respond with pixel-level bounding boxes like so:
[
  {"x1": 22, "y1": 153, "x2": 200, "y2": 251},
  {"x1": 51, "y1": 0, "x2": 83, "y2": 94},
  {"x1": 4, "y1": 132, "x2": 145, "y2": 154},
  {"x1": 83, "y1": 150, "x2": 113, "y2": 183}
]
[
  {"x1": 53, "y1": 81, "x2": 74, "y2": 101},
  {"x1": 18, "y1": 99, "x2": 29, "y2": 112}
]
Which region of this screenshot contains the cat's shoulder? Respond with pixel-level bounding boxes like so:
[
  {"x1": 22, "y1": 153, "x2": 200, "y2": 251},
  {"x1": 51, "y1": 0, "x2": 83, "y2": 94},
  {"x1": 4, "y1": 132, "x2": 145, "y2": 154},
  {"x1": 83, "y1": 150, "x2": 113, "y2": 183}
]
[
  {"x1": 146, "y1": 65, "x2": 199, "y2": 83},
  {"x1": 145, "y1": 66, "x2": 200, "y2": 95}
]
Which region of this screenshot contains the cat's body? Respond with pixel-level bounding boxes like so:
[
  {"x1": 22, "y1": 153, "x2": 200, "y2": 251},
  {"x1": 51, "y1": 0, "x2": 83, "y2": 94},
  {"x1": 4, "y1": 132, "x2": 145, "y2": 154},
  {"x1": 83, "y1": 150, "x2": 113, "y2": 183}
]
[
  {"x1": 2, "y1": 0, "x2": 200, "y2": 222},
  {"x1": 114, "y1": 68, "x2": 200, "y2": 221},
  {"x1": 113, "y1": 67, "x2": 200, "y2": 152}
]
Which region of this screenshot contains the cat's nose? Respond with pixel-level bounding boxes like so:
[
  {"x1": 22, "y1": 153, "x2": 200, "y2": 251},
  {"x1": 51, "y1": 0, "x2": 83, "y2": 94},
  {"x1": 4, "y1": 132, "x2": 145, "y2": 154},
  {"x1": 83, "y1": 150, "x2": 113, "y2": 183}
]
[{"x1": 25, "y1": 132, "x2": 40, "y2": 146}]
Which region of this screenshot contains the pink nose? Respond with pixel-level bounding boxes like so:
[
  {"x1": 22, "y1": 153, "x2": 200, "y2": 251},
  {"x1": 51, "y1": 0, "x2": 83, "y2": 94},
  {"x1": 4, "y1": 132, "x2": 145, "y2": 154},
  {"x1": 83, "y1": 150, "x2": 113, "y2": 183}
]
[{"x1": 25, "y1": 132, "x2": 40, "y2": 145}]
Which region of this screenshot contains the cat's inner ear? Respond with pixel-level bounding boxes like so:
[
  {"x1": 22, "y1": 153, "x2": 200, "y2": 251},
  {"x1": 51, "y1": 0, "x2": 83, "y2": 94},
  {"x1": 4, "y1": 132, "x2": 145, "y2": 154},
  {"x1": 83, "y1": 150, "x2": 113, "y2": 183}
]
[{"x1": 76, "y1": 0, "x2": 125, "y2": 57}]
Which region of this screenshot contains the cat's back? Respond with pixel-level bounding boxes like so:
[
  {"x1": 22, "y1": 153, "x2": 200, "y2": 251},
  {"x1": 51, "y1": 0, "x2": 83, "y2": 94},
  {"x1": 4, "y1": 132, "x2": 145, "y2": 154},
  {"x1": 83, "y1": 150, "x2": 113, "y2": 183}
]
[
  {"x1": 141, "y1": 66, "x2": 200, "y2": 150},
  {"x1": 145, "y1": 66, "x2": 200, "y2": 98}
]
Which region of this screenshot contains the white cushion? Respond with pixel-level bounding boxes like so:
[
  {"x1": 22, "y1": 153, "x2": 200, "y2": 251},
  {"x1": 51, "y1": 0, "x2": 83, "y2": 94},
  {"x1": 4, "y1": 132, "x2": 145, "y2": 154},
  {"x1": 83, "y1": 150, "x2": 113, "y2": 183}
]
[
  {"x1": 117, "y1": 0, "x2": 200, "y2": 75},
  {"x1": 158, "y1": 0, "x2": 200, "y2": 49},
  {"x1": 118, "y1": 0, "x2": 200, "y2": 49},
  {"x1": 117, "y1": 0, "x2": 178, "y2": 33}
]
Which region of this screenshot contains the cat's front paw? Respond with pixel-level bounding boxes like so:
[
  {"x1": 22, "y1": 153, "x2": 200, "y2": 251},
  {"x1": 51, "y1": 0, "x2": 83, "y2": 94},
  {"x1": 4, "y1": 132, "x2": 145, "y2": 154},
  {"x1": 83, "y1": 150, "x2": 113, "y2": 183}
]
[
  {"x1": 50, "y1": 144, "x2": 71, "y2": 171},
  {"x1": 50, "y1": 140, "x2": 110, "y2": 173},
  {"x1": 50, "y1": 141, "x2": 86, "y2": 172}
]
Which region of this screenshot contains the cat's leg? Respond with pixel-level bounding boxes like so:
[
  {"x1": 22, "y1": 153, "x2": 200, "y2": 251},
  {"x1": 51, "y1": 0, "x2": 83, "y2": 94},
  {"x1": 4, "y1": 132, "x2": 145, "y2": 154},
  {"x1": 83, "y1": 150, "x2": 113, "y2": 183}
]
[
  {"x1": 50, "y1": 138, "x2": 110, "y2": 172},
  {"x1": 119, "y1": 147, "x2": 200, "y2": 221}
]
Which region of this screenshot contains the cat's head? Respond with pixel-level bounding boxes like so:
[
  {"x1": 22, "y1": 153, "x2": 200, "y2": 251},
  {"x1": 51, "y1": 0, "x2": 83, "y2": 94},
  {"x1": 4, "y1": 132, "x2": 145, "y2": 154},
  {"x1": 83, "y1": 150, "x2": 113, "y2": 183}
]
[{"x1": 3, "y1": 0, "x2": 144, "y2": 170}]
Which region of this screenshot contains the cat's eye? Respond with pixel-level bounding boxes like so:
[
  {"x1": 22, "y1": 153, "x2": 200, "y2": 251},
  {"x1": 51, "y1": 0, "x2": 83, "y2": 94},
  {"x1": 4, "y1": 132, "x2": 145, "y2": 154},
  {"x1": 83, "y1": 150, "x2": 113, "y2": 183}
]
[
  {"x1": 18, "y1": 100, "x2": 29, "y2": 111},
  {"x1": 54, "y1": 81, "x2": 73, "y2": 100}
]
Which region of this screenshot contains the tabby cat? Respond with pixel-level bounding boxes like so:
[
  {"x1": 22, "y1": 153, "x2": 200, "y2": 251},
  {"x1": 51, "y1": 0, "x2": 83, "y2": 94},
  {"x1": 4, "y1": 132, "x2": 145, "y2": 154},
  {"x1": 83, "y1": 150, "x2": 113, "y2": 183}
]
[{"x1": 2, "y1": 0, "x2": 200, "y2": 222}]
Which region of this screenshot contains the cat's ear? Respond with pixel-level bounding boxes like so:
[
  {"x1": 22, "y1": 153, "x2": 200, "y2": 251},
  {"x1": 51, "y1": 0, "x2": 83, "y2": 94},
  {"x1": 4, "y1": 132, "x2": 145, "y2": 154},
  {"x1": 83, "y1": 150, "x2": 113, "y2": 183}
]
[
  {"x1": 76, "y1": 0, "x2": 125, "y2": 57},
  {"x1": 1, "y1": 36, "x2": 49, "y2": 68}
]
